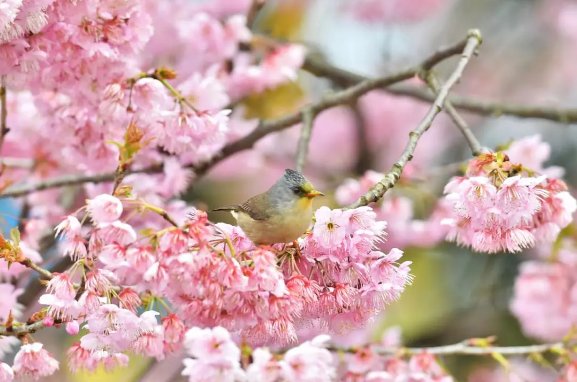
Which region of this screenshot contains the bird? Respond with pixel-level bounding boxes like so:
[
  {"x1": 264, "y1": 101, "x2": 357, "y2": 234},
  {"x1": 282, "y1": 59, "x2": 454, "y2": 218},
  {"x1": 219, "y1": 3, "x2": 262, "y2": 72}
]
[{"x1": 212, "y1": 169, "x2": 324, "y2": 247}]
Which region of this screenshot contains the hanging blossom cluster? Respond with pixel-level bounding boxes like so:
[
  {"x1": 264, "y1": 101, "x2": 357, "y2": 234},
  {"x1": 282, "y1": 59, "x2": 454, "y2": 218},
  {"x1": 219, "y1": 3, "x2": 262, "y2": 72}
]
[
  {"x1": 0, "y1": 193, "x2": 411, "y2": 376},
  {"x1": 336, "y1": 168, "x2": 451, "y2": 251},
  {"x1": 440, "y1": 150, "x2": 576, "y2": 254}
]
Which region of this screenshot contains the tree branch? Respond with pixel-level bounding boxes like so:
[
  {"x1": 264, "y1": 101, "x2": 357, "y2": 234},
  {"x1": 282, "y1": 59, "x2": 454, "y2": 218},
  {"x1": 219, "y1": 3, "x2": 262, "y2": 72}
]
[
  {"x1": 295, "y1": 107, "x2": 314, "y2": 172},
  {"x1": 349, "y1": 101, "x2": 373, "y2": 174},
  {"x1": 302, "y1": 52, "x2": 577, "y2": 124},
  {"x1": 347, "y1": 29, "x2": 483, "y2": 209},
  {"x1": 0, "y1": 76, "x2": 8, "y2": 153},
  {"x1": 424, "y1": 71, "x2": 484, "y2": 156},
  {"x1": 0, "y1": 319, "x2": 46, "y2": 337},
  {"x1": 0, "y1": 32, "x2": 477, "y2": 199},
  {"x1": 327, "y1": 340, "x2": 565, "y2": 357}
]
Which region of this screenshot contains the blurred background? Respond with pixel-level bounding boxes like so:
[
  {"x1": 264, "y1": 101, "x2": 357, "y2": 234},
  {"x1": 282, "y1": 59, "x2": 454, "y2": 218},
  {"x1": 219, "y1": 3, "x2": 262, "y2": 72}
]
[{"x1": 4, "y1": 0, "x2": 577, "y2": 380}]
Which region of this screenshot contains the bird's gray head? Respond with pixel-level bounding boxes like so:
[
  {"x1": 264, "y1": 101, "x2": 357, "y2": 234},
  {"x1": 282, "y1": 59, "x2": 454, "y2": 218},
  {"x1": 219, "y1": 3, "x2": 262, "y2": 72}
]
[{"x1": 269, "y1": 169, "x2": 323, "y2": 205}]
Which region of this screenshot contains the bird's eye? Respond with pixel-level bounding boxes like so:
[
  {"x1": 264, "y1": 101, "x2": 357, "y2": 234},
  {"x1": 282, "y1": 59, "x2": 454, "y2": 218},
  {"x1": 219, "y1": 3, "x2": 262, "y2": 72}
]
[{"x1": 292, "y1": 187, "x2": 301, "y2": 195}]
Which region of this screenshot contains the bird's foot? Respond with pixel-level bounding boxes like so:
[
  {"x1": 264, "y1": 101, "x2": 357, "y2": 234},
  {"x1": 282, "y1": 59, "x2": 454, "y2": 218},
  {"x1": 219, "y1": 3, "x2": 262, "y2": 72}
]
[{"x1": 292, "y1": 240, "x2": 302, "y2": 258}]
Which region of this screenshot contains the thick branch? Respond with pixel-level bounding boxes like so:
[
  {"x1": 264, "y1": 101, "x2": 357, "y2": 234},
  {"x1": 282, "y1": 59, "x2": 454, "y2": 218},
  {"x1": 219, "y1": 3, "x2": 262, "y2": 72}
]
[
  {"x1": 425, "y1": 71, "x2": 484, "y2": 156},
  {"x1": 295, "y1": 107, "x2": 314, "y2": 172},
  {"x1": 347, "y1": 30, "x2": 483, "y2": 209},
  {"x1": 328, "y1": 340, "x2": 565, "y2": 357},
  {"x1": 303, "y1": 54, "x2": 577, "y2": 124},
  {"x1": 0, "y1": 32, "x2": 475, "y2": 199}
]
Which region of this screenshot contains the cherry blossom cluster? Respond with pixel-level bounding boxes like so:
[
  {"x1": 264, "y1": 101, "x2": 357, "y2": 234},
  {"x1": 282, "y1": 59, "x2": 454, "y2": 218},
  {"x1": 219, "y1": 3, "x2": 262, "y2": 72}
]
[
  {"x1": 441, "y1": 151, "x2": 576, "y2": 254},
  {"x1": 0, "y1": 193, "x2": 411, "y2": 375},
  {"x1": 180, "y1": 325, "x2": 455, "y2": 382},
  {"x1": 0, "y1": 343, "x2": 59, "y2": 381},
  {"x1": 336, "y1": 169, "x2": 451, "y2": 251},
  {"x1": 1, "y1": 0, "x2": 305, "y2": 232},
  {"x1": 510, "y1": 235, "x2": 577, "y2": 342}
]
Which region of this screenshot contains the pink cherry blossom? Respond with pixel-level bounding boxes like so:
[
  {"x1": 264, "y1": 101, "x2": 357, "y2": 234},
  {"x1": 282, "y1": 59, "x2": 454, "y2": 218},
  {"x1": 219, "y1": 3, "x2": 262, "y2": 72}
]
[
  {"x1": 54, "y1": 215, "x2": 82, "y2": 239},
  {"x1": 0, "y1": 363, "x2": 13, "y2": 382},
  {"x1": 505, "y1": 134, "x2": 565, "y2": 178},
  {"x1": 279, "y1": 335, "x2": 335, "y2": 382},
  {"x1": 12, "y1": 342, "x2": 59, "y2": 380},
  {"x1": 87, "y1": 195, "x2": 123, "y2": 224},
  {"x1": 313, "y1": 206, "x2": 348, "y2": 250},
  {"x1": 246, "y1": 348, "x2": 281, "y2": 382},
  {"x1": 184, "y1": 326, "x2": 240, "y2": 361}
]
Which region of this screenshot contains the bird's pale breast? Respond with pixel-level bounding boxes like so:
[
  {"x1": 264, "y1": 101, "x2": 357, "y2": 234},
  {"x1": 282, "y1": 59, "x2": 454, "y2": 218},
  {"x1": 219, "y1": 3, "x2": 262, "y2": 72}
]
[{"x1": 235, "y1": 204, "x2": 313, "y2": 245}]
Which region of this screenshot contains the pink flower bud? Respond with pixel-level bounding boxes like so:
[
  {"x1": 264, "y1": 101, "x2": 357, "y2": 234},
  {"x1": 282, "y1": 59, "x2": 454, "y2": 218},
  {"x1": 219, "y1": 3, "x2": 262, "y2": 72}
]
[
  {"x1": 66, "y1": 320, "x2": 79, "y2": 335},
  {"x1": 43, "y1": 316, "x2": 54, "y2": 327}
]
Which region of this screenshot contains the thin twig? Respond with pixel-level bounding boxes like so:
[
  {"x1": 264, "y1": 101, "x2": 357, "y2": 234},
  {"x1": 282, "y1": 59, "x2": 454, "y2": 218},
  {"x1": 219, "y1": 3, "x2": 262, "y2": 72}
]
[
  {"x1": 20, "y1": 258, "x2": 53, "y2": 280},
  {"x1": 347, "y1": 29, "x2": 483, "y2": 209},
  {"x1": 112, "y1": 165, "x2": 128, "y2": 195},
  {"x1": 159, "y1": 211, "x2": 179, "y2": 228},
  {"x1": 302, "y1": 54, "x2": 577, "y2": 124},
  {"x1": 155, "y1": 77, "x2": 200, "y2": 114},
  {"x1": 295, "y1": 107, "x2": 315, "y2": 172},
  {"x1": 0, "y1": 32, "x2": 476, "y2": 199},
  {"x1": 326, "y1": 340, "x2": 565, "y2": 357},
  {"x1": 424, "y1": 71, "x2": 484, "y2": 156},
  {"x1": 0, "y1": 77, "x2": 8, "y2": 152}
]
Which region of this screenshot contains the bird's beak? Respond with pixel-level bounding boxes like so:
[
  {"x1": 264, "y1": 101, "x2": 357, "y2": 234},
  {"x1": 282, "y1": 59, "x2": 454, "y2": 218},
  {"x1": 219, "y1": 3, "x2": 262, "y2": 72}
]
[{"x1": 307, "y1": 190, "x2": 324, "y2": 198}]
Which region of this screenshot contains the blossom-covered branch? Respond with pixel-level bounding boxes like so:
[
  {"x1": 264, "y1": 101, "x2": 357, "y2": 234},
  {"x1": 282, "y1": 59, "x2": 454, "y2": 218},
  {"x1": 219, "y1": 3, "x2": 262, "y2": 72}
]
[
  {"x1": 302, "y1": 51, "x2": 577, "y2": 124},
  {"x1": 347, "y1": 29, "x2": 483, "y2": 209},
  {"x1": 0, "y1": 31, "x2": 478, "y2": 200}
]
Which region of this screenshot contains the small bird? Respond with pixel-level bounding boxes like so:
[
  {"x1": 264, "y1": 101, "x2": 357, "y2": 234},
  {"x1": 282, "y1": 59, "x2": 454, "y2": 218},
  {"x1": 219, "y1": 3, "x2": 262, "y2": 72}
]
[{"x1": 213, "y1": 169, "x2": 324, "y2": 246}]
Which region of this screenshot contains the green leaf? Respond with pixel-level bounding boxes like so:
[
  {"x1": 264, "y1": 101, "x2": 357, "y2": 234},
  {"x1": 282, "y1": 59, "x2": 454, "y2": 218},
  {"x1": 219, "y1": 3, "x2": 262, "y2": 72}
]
[{"x1": 9, "y1": 227, "x2": 20, "y2": 245}]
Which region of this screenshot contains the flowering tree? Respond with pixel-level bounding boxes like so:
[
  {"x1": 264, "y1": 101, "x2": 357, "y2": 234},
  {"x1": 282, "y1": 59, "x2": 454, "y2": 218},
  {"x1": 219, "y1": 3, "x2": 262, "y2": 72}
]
[{"x1": 2, "y1": 0, "x2": 577, "y2": 381}]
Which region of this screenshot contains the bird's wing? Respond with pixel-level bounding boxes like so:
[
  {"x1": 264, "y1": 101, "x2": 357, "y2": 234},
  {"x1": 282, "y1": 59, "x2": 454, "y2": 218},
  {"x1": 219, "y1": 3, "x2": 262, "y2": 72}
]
[{"x1": 238, "y1": 193, "x2": 270, "y2": 221}]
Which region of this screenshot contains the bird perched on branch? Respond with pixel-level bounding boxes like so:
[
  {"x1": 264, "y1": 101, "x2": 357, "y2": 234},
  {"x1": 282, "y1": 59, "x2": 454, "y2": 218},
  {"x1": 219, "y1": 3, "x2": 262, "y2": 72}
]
[{"x1": 213, "y1": 169, "x2": 324, "y2": 246}]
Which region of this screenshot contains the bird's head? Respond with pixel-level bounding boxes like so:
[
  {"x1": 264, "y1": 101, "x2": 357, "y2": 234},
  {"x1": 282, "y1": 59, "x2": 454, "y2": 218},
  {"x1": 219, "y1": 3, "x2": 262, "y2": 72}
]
[{"x1": 274, "y1": 169, "x2": 324, "y2": 209}]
